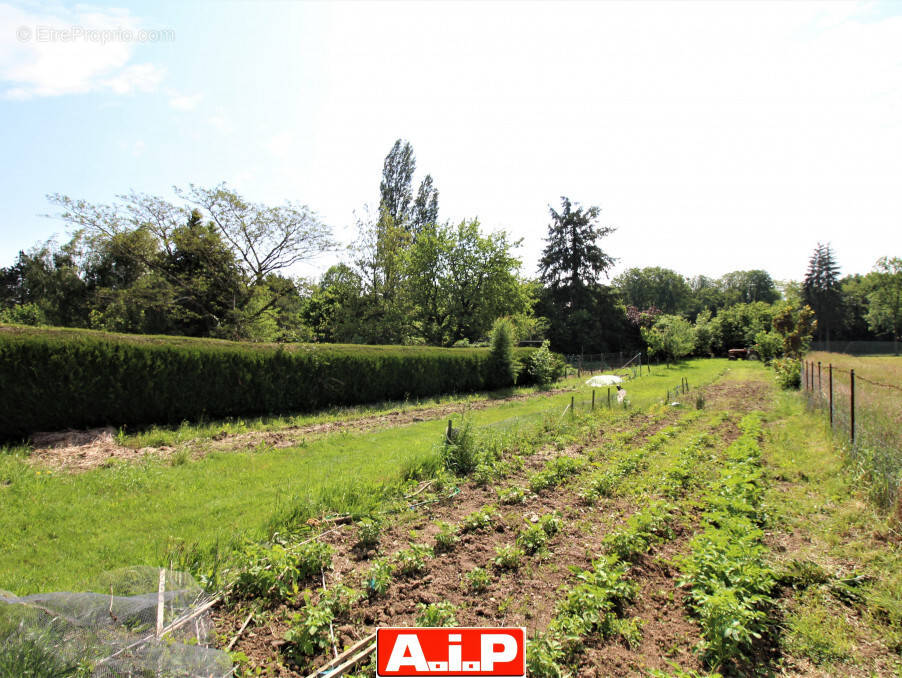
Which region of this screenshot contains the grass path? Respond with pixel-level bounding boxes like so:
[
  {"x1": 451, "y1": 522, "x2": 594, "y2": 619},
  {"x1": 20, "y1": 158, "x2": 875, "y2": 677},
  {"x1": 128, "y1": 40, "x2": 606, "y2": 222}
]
[{"x1": 762, "y1": 388, "x2": 902, "y2": 676}]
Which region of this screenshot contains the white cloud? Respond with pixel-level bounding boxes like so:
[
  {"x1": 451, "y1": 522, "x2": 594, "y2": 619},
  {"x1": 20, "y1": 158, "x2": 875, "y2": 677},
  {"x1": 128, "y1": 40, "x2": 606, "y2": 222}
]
[
  {"x1": 168, "y1": 90, "x2": 202, "y2": 111},
  {"x1": 0, "y1": 2, "x2": 165, "y2": 99},
  {"x1": 208, "y1": 109, "x2": 235, "y2": 135}
]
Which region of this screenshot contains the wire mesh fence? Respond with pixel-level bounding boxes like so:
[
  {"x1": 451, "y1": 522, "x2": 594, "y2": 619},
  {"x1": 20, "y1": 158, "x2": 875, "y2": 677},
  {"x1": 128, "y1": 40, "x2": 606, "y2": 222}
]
[{"x1": 801, "y1": 359, "x2": 902, "y2": 510}]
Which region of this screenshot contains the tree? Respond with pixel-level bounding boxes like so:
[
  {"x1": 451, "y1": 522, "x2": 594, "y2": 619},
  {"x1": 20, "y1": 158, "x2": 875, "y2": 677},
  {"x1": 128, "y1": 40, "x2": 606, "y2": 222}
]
[
  {"x1": 486, "y1": 317, "x2": 516, "y2": 388},
  {"x1": 179, "y1": 184, "x2": 335, "y2": 285},
  {"x1": 803, "y1": 242, "x2": 842, "y2": 346},
  {"x1": 641, "y1": 314, "x2": 695, "y2": 364},
  {"x1": 613, "y1": 267, "x2": 691, "y2": 315},
  {"x1": 379, "y1": 139, "x2": 416, "y2": 224},
  {"x1": 378, "y1": 139, "x2": 439, "y2": 235},
  {"x1": 539, "y1": 197, "x2": 616, "y2": 306},
  {"x1": 772, "y1": 304, "x2": 816, "y2": 358},
  {"x1": 538, "y1": 197, "x2": 621, "y2": 354},
  {"x1": 719, "y1": 270, "x2": 780, "y2": 306},
  {"x1": 866, "y1": 256, "x2": 902, "y2": 353}
]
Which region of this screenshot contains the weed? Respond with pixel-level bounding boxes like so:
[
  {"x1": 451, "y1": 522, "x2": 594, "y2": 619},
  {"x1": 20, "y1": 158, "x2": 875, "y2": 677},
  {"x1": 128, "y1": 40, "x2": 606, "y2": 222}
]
[
  {"x1": 415, "y1": 602, "x2": 457, "y2": 627},
  {"x1": 232, "y1": 540, "x2": 333, "y2": 604},
  {"x1": 320, "y1": 583, "x2": 363, "y2": 617},
  {"x1": 441, "y1": 420, "x2": 480, "y2": 475}
]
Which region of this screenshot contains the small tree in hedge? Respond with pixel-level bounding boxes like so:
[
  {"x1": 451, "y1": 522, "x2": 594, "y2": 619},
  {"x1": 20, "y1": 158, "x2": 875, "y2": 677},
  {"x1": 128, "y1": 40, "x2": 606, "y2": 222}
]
[
  {"x1": 641, "y1": 314, "x2": 695, "y2": 365},
  {"x1": 528, "y1": 340, "x2": 559, "y2": 388},
  {"x1": 486, "y1": 317, "x2": 516, "y2": 388}
]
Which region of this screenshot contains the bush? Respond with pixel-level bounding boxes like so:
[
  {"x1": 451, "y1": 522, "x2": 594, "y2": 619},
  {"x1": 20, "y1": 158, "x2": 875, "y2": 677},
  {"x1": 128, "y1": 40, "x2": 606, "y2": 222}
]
[
  {"x1": 0, "y1": 326, "x2": 539, "y2": 438},
  {"x1": 753, "y1": 330, "x2": 783, "y2": 363},
  {"x1": 486, "y1": 318, "x2": 517, "y2": 389},
  {"x1": 772, "y1": 357, "x2": 801, "y2": 390},
  {"x1": 526, "y1": 340, "x2": 564, "y2": 388}
]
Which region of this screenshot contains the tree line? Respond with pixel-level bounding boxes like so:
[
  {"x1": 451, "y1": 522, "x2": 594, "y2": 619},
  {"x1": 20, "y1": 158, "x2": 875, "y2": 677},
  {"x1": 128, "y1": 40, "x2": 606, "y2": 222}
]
[{"x1": 1, "y1": 139, "x2": 900, "y2": 357}]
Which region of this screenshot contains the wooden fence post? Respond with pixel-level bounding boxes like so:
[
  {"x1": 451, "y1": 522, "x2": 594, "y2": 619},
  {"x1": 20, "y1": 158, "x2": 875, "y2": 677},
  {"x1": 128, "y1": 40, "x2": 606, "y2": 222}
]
[
  {"x1": 592, "y1": 389, "x2": 596, "y2": 411},
  {"x1": 571, "y1": 396, "x2": 575, "y2": 420},
  {"x1": 850, "y1": 369, "x2": 855, "y2": 446},
  {"x1": 817, "y1": 361, "x2": 822, "y2": 400},
  {"x1": 607, "y1": 387, "x2": 611, "y2": 409},
  {"x1": 828, "y1": 364, "x2": 833, "y2": 428},
  {"x1": 446, "y1": 419, "x2": 453, "y2": 443}
]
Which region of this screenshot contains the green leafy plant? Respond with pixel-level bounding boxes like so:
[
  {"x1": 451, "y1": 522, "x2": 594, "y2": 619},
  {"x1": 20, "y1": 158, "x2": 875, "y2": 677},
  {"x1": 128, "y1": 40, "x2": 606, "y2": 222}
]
[
  {"x1": 232, "y1": 540, "x2": 333, "y2": 604},
  {"x1": 496, "y1": 485, "x2": 526, "y2": 504},
  {"x1": 525, "y1": 633, "x2": 565, "y2": 678},
  {"x1": 464, "y1": 567, "x2": 490, "y2": 593},
  {"x1": 356, "y1": 518, "x2": 381, "y2": 551},
  {"x1": 772, "y1": 357, "x2": 801, "y2": 390},
  {"x1": 395, "y1": 543, "x2": 432, "y2": 576},
  {"x1": 517, "y1": 523, "x2": 549, "y2": 555},
  {"x1": 415, "y1": 601, "x2": 458, "y2": 627},
  {"x1": 460, "y1": 506, "x2": 497, "y2": 533},
  {"x1": 441, "y1": 420, "x2": 481, "y2": 476},
  {"x1": 433, "y1": 521, "x2": 459, "y2": 554},
  {"x1": 284, "y1": 596, "x2": 335, "y2": 663},
  {"x1": 364, "y1": 559, "x2": 393, "y2": 597},
  {"x1": 493, "y1": 545, "x2": 524, "y2": 570}
]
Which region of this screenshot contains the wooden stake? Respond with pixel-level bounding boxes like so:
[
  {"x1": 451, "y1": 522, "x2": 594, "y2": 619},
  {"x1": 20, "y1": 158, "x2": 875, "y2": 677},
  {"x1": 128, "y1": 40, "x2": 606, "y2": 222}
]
[
  {"x1": 592, "y1": 389, "x2": 595, "y2": 411},
  {"x1": 156, "y1": 568, "x2": 165, "y2": 639},
  {"x1": 226, "y1": 612, "x2": 254, "y2": 652}
]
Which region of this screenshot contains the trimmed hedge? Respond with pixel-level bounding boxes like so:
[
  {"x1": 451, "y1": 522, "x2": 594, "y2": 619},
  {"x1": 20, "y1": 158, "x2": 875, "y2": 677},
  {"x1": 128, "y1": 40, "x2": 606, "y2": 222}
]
[{"x1": 0, "y1": 326, "x2": 538, "y2": 439}]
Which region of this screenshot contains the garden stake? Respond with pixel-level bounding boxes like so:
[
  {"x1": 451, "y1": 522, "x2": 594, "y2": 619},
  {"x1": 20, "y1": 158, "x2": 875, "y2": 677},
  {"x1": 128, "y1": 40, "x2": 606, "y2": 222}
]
[
  {"x1": 592, "y1": 389, "x2": 595, "y2": 410},
  {"x1": 607, "y1": 387, "x2": 611, "y2": 409},
  {"x1": 571, "y1": 396, "x2": 575, "y2": 419}
]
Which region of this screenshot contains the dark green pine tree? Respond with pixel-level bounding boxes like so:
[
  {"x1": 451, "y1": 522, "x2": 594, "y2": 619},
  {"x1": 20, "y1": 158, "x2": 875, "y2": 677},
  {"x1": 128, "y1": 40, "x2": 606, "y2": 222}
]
[
  {"x1": 538, "y1": 197, "x2": 622, "y2": 354},
  {"x1": 803, "y1": 242, "x2": 842, "y2": 346}
]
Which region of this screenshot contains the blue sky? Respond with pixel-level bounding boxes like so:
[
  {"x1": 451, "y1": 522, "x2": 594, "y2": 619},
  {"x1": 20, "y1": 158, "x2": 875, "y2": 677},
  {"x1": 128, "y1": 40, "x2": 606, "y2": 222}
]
[{"x1": 2, "y1": 0, "x2": 901, "y2": 283}]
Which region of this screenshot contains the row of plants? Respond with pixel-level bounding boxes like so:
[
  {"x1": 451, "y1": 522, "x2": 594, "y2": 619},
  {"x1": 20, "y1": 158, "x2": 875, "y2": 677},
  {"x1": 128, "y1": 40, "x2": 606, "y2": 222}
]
[{"x1": 677, "y1": 413, "x2": 775, "y2": 671}]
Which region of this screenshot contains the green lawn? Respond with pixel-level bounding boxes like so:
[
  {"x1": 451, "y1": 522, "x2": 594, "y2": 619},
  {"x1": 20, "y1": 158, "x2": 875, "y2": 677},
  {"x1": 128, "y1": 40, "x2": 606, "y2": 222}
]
[{"x1": 0, "y1": 359, "x2": 730, "y2": 594}]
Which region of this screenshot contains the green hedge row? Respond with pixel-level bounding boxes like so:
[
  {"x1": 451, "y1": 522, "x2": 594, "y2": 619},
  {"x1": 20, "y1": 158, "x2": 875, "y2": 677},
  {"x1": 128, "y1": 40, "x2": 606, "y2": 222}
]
[{"x1": 0, "y1": 326, "x2": 539, "y2": 439}]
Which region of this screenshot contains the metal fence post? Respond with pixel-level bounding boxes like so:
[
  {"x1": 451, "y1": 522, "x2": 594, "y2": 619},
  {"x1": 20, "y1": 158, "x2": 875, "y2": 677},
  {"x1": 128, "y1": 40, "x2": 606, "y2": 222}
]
[
  {"x1": 828, "y1": 364, "x2": 833, "y2": 428},
  {"x1": 850, "y1": 369, "x2": 855, "y2": 446},
  {"x1": 817, "y1": 361, "x2": 822, "y2": 401},
  {"x1": 592, "y1": 389, "x2": 595, "y2": 411}
]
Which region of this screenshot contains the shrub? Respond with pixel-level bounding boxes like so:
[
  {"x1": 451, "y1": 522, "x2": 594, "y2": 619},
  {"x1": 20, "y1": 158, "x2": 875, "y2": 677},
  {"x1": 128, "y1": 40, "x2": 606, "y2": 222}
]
[
  {"x1": 0, "y1": 326, "x2": 538, "y2": 438},
  {"x1": 527, "y1": 340, "x2": 564, "y2": 388},
  {"x1": 753, "y1": 330, "x2": 783, "y2": 363},
  {"x1": 772, "y1": 357, "x2": 801, "y2": 390}
]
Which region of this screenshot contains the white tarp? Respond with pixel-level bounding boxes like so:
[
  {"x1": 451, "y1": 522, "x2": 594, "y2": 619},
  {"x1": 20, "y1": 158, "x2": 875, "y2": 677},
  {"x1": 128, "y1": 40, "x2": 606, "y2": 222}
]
[{"x1": 585, "y1": 375, "x2": 623, "y2": 386}]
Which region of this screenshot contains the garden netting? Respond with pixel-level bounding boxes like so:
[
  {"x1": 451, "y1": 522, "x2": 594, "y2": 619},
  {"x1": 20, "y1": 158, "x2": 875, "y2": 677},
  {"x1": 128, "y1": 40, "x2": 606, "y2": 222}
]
[{"x1": 0, "y1": 566, "x2": 234, "y2": 677}]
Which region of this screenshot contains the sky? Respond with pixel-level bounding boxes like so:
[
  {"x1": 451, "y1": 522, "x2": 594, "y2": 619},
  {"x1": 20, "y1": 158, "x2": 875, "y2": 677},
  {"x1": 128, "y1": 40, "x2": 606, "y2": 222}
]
[{"x1": 1, "y1": 0, "x2": 901, "y2": 285}]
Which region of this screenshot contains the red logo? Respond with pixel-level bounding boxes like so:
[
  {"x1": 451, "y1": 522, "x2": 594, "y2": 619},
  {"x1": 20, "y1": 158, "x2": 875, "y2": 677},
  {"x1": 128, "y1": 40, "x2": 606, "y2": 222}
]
[{"x1": 376, "y1": 628, "x2": 526, "y2": 677}]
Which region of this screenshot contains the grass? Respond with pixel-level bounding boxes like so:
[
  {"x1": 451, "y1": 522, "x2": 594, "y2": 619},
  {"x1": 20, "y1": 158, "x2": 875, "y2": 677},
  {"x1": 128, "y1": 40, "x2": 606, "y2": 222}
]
[
  {"x1": 803, "y1": 351, "x2": 902, "y2": 510},
  {"x1": 762, "y1": 386, "x2": 902, "y2": 675},
  {"x1": 0, "y1": 359, "x2": 731, "y2": 594}
]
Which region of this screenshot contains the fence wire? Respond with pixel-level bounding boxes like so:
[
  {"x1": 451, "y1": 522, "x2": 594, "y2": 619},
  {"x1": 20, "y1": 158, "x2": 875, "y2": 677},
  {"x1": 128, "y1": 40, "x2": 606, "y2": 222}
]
[{"x1": 802, "y1": 360, "x2": 902, "y2": 510}]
